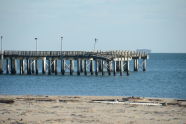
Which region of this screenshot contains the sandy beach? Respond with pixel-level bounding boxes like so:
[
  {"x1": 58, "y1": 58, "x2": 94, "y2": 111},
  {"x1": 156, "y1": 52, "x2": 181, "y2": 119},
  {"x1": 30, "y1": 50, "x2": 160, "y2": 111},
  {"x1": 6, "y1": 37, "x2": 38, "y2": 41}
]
[{"x1": 0, "y1": 95, "x2": 186, "y2": 124}]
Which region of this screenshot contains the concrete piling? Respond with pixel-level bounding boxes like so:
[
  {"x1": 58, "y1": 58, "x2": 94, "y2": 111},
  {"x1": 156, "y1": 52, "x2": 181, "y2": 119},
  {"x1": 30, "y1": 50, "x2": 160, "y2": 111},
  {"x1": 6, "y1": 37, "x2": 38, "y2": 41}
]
[
  {"x1": 84, "y1": 60, "x2": 87, "y2": 75},
  {"x1": 98, "y1": 60, "x2": 102, "y2": 72},
  {"x1": 35, "y1": 60, "x2": 38, "y2": 74},
  {"x1": 27, "y1": 59, "x2": 30, "y2": 75},
  {"x1": 70, "y1": 60, "x2": 74, "y2": 75},
  {"x1": 42, "y1": 57, "x2": 46, "y2": 74},
  {"x1": 0, "y1": 54, "x2": 3, "y2": 74},
  {"x1": 77, "y1": 59, "x2": 80, "y2": 75},
  {"x1": 95, "y1": 59, "x2": 98, "y2": 75},
  {"x1": 80, "y1": 59, "x2": 84, "y2": 72},
  {"x1": 120, "y1": 61, "x2": 123, "y2": 76},
  {"x1": 6, "y1": 59, "x2": 10, "y2": 74},
  {"x1": 143, "y1": 59, "x2": 147, "y2": 71},
  {"x1": 107, "y1": 61, "x2": 111, "y2": 75},
  {"x1": 134, "y1": 59, "x2": 139, "y2": 71},
  {"x1": 61, "y1": 59, "x2": 65, "y2": 75},
  {"x1": 116, "y1": 61, "x2": 120, "y2": 72},
  {"x1": 54, "y1": 60, "x2": 57, "y2": 75},
  {"x1": 126, "y1": 60, "x2": 130, "y2": 76},
  {"x1": 20, "y1": 59, "x2": 23, "y2": 75},
  {"x1": 11, "y1": 58, "x2": 16, "y2": 74},
  {"x1": 90, "y1": 59, "x2": 94, "y2": 75},
  {"x1": 101, "y1": 60, "x2": 104, "y2": 76},
  {"x1": 48, "y1": 59, "x2": 51, "y2": 75},
  {"x1": 51, "y1": 59, "x2": 54, "y2": 73},
  {"x1": 113, "y1": 60, "x2": 116, "y2": 76},
  {"x1": 31, "y1": 60, "x2": 35, "y2": 74}
]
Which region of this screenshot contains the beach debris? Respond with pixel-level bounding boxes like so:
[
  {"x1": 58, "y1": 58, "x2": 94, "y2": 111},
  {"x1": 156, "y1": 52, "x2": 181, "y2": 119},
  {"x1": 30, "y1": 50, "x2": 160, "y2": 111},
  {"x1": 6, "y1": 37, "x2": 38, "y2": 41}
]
[
  {"x1": 0, "y1": 99, "x2": 14, "y2": 104},
  {"x1": 177, "y1": 100, "x2": 186, "y2": 107},
  {"x1": 92, "y1": 100, "x2": 162, "y2": 106},
  {"x1": 58, "y1": 99, "x2": 79, "y2": 103},
  {"x1": 91, "y1": 97, "x2": 165, "y2": 106}
]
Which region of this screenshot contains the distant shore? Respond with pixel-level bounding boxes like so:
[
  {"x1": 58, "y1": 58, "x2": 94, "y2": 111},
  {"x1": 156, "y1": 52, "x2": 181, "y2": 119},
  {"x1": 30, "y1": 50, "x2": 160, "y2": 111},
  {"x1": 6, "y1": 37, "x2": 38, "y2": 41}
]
[{"x1": 0, "y1": 95, "x2": 186, "y2": 124}]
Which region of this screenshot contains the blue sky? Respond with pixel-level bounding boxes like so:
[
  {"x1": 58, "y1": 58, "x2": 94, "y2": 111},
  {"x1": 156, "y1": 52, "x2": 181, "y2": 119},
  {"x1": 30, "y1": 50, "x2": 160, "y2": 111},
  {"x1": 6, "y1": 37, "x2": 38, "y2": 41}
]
[{"x1": 0, "y1": 0, "x2": 186, "y2": 53}]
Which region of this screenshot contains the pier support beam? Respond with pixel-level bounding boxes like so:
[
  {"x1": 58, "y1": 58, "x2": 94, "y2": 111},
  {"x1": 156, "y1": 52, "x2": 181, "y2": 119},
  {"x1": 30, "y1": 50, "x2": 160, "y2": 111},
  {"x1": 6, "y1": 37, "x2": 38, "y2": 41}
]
[
  {"x1": 134, "y1": 59, "x2": 139, "y2": 71},
  {"x1": 113, "y1": 60, "x2": 116, "y2": 76},
  {"x1": 54, "y1": 60, "x2": 57, "y2": 75},
  {"x1": 51, "y1": 59, "x2": 54, "y2": 73},
  {"x1": 35, "y1": 60, "x2": 38, "y2": 74},
  {"x1": 80, "y1": 59, "x2": 84, "y2": 72},
  {"x1": 143, "y1": 59, "x2": 147, "y2": 72},
  {"x1": 98, "y1": 60, "x2": 102, "y2": 72},
  {"x1": 42, "y1": 57, "x2": 46, "y2": 74},
  {"x1": 27, "y1": 59, "x2": 31, "y2": 75},
  {"x1": 22, "y1": 59, "x2": 25, "y2": 74},
  {"x1": 90, "y1": 59, "x2": 94, "y2": 75},
  {"x1": 101, "y1": 60, "x2": 104, "y2": 76},
  {"x1": 0, "y1": 54, "x2": 3, "y2": 74},
  {"x1": 48, "y1": 59, "x2": 51, "y2": 75},
  {"x1": 116, "y1": 61, "x2": 120, "y2": 72},
  {"x1": 31, "y1": 60, "x2": 35, "y2": 74},
  {"x1": 107, "y1": 61, "x2": 111, "y2": 75},
  {"x1": 11, "y1": 58, "x2": 16, "y2": 74},
  {"x1": 95, "y1": 60, "x2": 98, "y2": 75},
  {"x1": 77, "y1": 59, "x2": 80, "y2": 75},
  {"x1": 20, "y1": 59, "x2": 24, "y2": 75},
  {"x1": 70, "y1": 60, "x2": 74, "y2": 75},
  {"x1": 84, "y1": 60, "x2": 87, "y2": 75},
  {"x1": 61, "y1": 59, "x2": 65, "y2": 75},
  {"x1": 126, "y1": 60, "x2": 130, "y2": 76},
  {"x1": 120, "y1": 61, "x2": 123, "y2": 76},
  {"x1": 6, "y1": 59, "x2": 10, "y2": 74}
]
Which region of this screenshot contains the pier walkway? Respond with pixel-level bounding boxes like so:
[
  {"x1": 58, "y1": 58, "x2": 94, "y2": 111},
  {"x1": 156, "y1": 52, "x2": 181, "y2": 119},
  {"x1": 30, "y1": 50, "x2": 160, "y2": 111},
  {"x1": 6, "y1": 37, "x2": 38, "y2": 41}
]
[{"x1": 0, "y1": 50, "x2": 149, "y2": 76}]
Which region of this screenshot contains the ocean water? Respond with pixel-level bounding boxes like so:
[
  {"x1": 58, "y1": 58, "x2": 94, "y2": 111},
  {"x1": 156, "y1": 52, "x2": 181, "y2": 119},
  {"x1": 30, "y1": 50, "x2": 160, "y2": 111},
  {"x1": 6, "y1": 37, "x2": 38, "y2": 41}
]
[{"x1": 0, "y1": 53, "x2": 186, "y2": 99}]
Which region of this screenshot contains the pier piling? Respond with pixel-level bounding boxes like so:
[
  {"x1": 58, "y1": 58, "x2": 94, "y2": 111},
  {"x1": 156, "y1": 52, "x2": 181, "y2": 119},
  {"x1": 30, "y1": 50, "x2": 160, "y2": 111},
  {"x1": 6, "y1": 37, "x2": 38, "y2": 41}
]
[
  {"x1": 70, "y1": 60, "x2": 74, "y2": 75},
  {"x1": 77, "y1": 59, "x2": 80, "y2": 75},
  {"x1": 42, "y1": 57, "x2": 46, "y2": 74},
  {"x1": 84, "y1": 60, "x2": 87, "y2": 75},
  {"x1": 0, "y1": 54, "x2": 3, "y2": 74},
  {"x1": 11, "y1": 58, "x2": 16, "y2": 74},
  {"x1": 143, "y1": 59, "x2": 147, "y2": 72},
  {"x1": 35, "y1": 60, "x2": 38, "y2": 74},
  {"x1": 95, "y1": 59, "x2": 98, "y2": 75},
  {"x1": 134, "y1": 59, "x2": 139, "y2": 71},
  {"x1": 113, "y1": 60, "x2": 116, "y2": 76},
  {"x1": 48, "y1": 59, "x2": 51, "y2": 75},
  {"x1": 61, "y1": 59, "x2": 65, "y2": 75},
  {"x1": 6, "y1": 59, "x2": 9, "y2": 74},
  {"x1": 90, "y1": 59, "x2": 94, "y2": 75}
]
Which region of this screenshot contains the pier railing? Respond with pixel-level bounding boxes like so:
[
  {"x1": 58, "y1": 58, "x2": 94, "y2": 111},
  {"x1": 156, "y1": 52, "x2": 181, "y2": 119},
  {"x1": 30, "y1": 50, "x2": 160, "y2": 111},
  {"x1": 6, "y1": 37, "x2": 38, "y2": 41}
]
[{"x1": 1, "y1": 50, "x2": 148, "y2": 59}]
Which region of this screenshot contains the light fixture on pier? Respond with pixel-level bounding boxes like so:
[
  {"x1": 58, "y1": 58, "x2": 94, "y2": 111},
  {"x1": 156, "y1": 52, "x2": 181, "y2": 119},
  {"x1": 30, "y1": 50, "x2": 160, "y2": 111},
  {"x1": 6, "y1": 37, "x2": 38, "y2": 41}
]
[
  {"x1": 94, "y1": 38, "x2": 98, "y2": 52},
  {"x1": 0, "y1": 36, "x2": 2, "y2": 52},
  {"x1": 61, "y1": 36, "x2": 63, "y2": 52},
  {"x1": 35, "y1": 38, "x2": 38, "y2": 51}
]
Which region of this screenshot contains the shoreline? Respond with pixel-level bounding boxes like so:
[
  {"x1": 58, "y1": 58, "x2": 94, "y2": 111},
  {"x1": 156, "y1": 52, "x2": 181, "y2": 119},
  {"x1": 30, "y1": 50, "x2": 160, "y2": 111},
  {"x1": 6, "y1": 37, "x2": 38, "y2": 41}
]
[
  {"x1": 0, "y1": 95, "x2": 186, "y2": 124},
  {"x1": 1, "y1": 94, "x2": 185, "y2": 100}
]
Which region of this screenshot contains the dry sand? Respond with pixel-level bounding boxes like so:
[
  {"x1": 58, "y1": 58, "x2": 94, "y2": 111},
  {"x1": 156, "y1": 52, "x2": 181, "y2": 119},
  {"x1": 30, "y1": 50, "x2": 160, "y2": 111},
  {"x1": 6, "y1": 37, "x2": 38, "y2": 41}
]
[{"x1": 0, "y1": 95, "x2": 186, "y2": 124}]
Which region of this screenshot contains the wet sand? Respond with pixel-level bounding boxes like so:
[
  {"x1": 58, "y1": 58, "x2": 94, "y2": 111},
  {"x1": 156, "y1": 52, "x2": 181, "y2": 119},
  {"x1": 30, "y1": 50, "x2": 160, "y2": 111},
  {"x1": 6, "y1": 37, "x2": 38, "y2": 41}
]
[{"x1": 0, "y1": 95, "x2": 186, "y2": 124}]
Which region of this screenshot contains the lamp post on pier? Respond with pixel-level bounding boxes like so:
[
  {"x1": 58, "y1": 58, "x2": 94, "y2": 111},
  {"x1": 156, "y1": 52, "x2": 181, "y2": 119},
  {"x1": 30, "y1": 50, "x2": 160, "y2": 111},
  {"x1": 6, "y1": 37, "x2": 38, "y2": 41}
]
[
  {"x1": 35, "y1": 38, "x2": 38, "y2": 52},
  {"x1": 0, "y1": 36, "x2": 3, "y2": 74},
  {"x1": 61, "y1": 36, "x2": 63, "y2": 52},
  {"x1": 1, "y1": 36, "x2": 3, "y2": 52},
  {"x1": 94, "y1": 38, "x2": 98, "y2": 52}
]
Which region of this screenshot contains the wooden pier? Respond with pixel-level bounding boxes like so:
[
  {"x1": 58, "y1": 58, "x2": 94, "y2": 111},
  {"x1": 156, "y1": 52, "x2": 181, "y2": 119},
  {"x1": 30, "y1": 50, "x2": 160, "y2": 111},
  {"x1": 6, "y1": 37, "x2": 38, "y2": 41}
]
[{"x1": 0, "y1": 50, "x2": 149, "y2": 76}]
